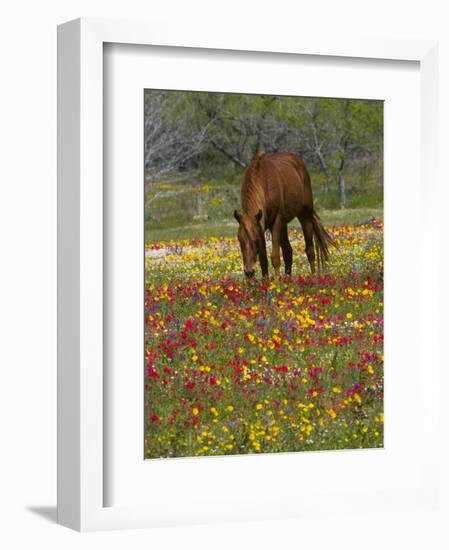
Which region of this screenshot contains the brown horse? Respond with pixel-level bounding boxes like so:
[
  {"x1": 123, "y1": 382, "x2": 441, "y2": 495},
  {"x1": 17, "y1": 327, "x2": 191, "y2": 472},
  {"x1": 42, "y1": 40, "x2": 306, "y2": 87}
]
[{"x1": 234, "y1": 151, "x2": 334, "y2": 279}]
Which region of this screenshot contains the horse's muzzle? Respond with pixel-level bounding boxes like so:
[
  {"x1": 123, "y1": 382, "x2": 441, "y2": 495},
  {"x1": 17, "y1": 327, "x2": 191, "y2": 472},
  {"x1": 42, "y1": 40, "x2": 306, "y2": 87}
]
[{"x1": 244, "y1": 270, "x2": 255, "y2": 279}]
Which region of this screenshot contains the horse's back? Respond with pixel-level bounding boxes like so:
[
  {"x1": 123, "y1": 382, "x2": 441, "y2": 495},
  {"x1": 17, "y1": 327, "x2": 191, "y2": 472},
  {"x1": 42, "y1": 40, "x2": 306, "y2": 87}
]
[{"x1": 257, "y1": 153, "x2": 313, "y2": 222}]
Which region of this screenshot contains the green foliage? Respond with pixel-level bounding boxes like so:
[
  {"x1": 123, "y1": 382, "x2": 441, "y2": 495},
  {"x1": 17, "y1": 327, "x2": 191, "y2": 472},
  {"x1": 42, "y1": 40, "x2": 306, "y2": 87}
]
[{"x1": 144, "y1": 90, "x2": 383, "y2": 212}]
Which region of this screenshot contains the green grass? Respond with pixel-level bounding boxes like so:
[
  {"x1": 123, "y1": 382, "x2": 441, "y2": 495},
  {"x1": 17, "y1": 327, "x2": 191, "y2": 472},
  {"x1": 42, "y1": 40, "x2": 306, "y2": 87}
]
[
  {"x1": 145, "y1": 173, "x2": 383, "y2": 243},
  {"x1": 145, "y1": 207, "x2": 383, "y2": 243}
]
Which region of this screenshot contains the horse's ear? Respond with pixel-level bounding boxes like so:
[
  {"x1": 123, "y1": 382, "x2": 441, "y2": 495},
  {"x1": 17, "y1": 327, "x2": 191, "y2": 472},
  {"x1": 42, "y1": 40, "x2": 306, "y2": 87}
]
[
  {"x1": 234, "y1": 210, "x2": 241, "y2": 223},
  {"x1": 255, "y1": 209, "x2": 262, "y2": 223}
]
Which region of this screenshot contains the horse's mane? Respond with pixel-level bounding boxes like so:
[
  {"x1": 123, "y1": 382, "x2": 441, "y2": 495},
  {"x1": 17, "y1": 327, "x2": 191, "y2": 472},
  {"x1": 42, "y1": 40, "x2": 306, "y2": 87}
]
[{"x1": 241, "y1": 152, "x2": 266, "y2": 217}]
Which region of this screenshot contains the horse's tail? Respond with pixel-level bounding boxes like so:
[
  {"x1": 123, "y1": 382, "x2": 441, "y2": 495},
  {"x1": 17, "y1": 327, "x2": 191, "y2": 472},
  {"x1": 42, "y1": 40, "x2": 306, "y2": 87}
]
[{"x1": 312, "y1": 210, "x2": 336, "y2": 271}]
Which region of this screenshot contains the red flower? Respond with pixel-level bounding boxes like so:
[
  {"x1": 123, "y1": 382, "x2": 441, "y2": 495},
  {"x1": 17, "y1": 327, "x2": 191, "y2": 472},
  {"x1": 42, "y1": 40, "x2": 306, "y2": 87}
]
[{"x1": 147, "y1": 365, "x2": 160, "y2": 379}]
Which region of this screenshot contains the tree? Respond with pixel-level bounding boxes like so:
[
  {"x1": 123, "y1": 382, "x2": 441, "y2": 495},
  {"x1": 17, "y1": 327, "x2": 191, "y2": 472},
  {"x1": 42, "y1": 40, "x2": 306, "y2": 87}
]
[
  {"x1": 144, "y1": 90, "x2": 383, "y2": 210},
  {"x1": 287, "y1": 97, "x2": 383, "y2": 208},
  {"x1": 144, "y1": 91, "x2": 209, "y2": 182},
  {"x1": 196, "y1": 93, "x2": 291, "y2": 168}
]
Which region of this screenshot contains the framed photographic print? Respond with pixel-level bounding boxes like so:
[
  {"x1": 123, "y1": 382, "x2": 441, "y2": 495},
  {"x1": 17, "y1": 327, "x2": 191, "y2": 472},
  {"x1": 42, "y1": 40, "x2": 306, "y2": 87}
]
[{"x1": 58, "y1": 18, "x2": 441, "y2": 531}]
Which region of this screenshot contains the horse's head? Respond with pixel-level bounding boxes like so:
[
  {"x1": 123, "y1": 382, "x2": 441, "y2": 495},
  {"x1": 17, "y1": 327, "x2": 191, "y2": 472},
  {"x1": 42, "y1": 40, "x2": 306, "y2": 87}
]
[{"x1": 233, "y1": 209, "x2": 264, "y2": 279}]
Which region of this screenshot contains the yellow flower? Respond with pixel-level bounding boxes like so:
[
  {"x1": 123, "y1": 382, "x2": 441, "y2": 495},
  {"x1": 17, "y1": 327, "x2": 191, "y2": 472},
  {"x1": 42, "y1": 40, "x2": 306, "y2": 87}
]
[
  {"x1": 346, "y1": 313, "x2": 353, "y2": 320},
  {"x1": 227, "y1": 405, "x2": 234, "y2": 412},
  {"x1": 327, "y1": 408, "x2": 337, "y2": 419},
  {"x1": 192, "y1": 407, "x2": 199, "y2": 416},
  {"x1": 332, "y1": 387, "x2": 342, "y2": 393},
  {"x1": 256, "y1": 403, "x2": 263, "y2": 410}
]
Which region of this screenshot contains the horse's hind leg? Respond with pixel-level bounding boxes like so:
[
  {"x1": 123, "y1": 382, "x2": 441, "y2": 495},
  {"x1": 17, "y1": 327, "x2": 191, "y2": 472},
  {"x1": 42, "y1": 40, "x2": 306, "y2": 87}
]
[
  {"x1": 270, "y1": 215, "x2": 282, "y2": 277},
  {"x1": 299, "y1": 215, "x2": 316, "y2": 274},
  {"x1": 280, "y1": 223, "x2": 293, "y2": 275}
]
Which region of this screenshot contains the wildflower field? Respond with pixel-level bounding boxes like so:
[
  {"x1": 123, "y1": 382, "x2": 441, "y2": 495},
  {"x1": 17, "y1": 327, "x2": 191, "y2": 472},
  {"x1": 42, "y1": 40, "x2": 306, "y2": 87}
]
[{"x1": 145, "y1": 220, "x2": 383, "y2": 458}]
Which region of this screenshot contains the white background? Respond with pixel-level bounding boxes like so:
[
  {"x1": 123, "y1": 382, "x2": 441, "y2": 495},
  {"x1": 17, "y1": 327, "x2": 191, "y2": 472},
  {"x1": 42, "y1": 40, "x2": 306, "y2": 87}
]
[{"x1": 1, "y1": 1, "x2": 448, "y2": 549}]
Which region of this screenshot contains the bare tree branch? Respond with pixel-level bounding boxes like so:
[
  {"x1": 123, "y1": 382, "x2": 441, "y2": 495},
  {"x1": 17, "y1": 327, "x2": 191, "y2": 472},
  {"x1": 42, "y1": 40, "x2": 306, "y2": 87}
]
[{"x1": 210, "y1": 138, "x2": 246, "y2": 168}]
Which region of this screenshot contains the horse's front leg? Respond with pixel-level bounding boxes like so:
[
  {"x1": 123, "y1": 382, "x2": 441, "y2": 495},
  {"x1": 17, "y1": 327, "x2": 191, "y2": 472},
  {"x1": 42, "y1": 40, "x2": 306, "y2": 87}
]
[
  {"x1": 270, "y1": 216, "x2": 282, "y2": 277},
  {"x1": 258, "y1": 232, "x2": 269, "y2": 280}
]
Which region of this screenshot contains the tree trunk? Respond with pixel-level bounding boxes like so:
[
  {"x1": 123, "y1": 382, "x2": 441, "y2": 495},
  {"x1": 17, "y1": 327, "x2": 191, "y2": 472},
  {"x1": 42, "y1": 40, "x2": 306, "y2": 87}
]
[
  {"x1": 197, "y1": 191, "x2": 203, "y2": 217},
  {"x1": 193, "y1": 189, "x2": 208, "y2": 221},
  {"x1": 338, "y1": 158, "x2": 346, "y2": 209}
]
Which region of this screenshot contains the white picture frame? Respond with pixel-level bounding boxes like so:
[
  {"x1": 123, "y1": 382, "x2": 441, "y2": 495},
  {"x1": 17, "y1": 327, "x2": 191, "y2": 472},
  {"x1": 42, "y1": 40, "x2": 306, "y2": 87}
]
[{"x1": 57, "y1": 17, "x2": 440, "y2": 531}]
